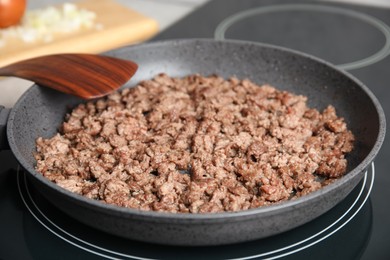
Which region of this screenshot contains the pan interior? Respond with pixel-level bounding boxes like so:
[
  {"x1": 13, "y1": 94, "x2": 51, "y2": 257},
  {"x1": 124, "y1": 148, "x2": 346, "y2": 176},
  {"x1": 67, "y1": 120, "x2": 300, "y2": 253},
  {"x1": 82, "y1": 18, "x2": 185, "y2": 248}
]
[{"x1": 8, "y1": 39, "x2": 382, "y2": 208}]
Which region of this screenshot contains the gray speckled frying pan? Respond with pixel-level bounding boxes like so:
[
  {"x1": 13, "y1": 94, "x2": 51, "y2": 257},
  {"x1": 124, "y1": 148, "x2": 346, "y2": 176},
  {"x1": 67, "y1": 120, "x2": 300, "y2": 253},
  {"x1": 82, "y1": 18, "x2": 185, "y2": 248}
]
[{"x1": 0, "y1": 39, "x2": 386, "y2": 246}]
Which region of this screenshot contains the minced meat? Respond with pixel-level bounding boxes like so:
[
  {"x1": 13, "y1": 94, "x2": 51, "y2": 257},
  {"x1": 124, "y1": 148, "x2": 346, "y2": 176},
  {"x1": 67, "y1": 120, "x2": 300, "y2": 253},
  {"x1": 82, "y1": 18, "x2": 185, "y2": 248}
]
[{"x1": 34, "y1": 73, "x2": 355, "y2": 213}]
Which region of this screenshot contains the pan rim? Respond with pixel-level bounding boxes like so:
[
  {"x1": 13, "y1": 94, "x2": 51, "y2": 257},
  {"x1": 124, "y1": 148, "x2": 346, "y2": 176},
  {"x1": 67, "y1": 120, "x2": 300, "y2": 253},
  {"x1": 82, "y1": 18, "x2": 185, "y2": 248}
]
[{"x1": 7, "y1": 38, "x2": 386, "y2": 222}]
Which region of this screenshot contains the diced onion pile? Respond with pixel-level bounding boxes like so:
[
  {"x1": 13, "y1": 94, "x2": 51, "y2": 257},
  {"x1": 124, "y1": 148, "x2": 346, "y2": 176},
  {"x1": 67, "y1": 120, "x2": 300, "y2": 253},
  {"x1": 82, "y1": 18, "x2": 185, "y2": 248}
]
[{"x1": 0, "y1": 3, "x2": 101, "y2": 47}]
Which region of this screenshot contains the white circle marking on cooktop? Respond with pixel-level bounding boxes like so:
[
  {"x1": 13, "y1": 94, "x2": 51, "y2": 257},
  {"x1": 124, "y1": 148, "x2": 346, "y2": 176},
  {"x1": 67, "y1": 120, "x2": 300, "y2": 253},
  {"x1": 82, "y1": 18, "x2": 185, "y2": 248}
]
[
  {"x1": 237, "y1": 164, "x2": 374, "y2": 260},
  {"x1": 214, "y1": 4, "x2": 390, "y2": 70},
  {"x1": 18, "y1": 163, "x2": 375, "y2": 260},
  {"x1": 17, "y1": 167, "x2": 154, "y2": 260}
]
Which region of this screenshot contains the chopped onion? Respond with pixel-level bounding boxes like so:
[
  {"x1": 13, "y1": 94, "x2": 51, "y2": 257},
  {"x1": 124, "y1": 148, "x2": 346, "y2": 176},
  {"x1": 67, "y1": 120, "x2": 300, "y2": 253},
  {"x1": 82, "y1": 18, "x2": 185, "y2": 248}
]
[{"x1": 0, "y1": 3, "x2": 101, "y2": 46}]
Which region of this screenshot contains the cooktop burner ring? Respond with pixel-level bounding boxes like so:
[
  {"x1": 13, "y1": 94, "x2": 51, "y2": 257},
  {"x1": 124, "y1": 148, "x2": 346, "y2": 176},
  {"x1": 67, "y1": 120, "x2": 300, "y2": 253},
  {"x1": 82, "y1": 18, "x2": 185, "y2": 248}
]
[
  {"x1": 214, "y1": 4, "x2": 390, "y2": 70},
  {"x1": 17, "y1": 163, "x2": 374, "y2": 260}
]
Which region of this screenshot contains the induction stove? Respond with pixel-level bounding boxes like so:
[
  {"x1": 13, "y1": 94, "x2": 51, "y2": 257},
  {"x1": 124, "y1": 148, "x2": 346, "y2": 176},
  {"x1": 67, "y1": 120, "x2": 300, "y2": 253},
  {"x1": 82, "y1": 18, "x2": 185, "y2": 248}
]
[{"x1": 1, "y1": 0, "x2": 389, "y2": 259}]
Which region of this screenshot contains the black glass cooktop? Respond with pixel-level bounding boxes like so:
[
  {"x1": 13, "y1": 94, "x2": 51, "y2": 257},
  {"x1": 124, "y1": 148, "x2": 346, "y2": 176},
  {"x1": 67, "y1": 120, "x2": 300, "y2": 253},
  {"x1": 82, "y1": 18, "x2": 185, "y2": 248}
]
[{"x1": 1, "y1": 0, "x2": 389, "y2": 259}]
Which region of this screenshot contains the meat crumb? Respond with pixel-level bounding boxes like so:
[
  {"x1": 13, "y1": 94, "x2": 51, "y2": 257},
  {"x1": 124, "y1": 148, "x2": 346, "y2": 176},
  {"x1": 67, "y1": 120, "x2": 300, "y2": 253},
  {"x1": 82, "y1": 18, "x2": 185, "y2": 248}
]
[{"x1": 35, "y1": 74, "x2": 355, "y2": 213}]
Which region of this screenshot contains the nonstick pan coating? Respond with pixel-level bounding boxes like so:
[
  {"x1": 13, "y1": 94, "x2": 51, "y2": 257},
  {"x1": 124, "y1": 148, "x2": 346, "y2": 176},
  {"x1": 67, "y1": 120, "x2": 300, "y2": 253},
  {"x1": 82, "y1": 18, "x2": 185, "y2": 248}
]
[{"x1": 6, "y1": 39, "x2": 385, "y2": 245}]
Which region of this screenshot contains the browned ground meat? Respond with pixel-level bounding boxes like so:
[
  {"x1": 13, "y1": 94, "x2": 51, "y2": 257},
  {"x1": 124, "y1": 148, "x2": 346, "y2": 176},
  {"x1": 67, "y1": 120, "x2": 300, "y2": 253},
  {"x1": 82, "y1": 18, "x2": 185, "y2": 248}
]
[{"x1": 34, "y1": 74, "x2": 355, "y2": 213}]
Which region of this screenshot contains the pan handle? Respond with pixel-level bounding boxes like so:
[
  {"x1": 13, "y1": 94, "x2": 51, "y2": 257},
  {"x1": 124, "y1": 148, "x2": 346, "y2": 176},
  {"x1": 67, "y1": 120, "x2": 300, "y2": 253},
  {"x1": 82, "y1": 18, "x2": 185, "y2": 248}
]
[{"x1": 0, "y1": 106, "x2": 10, "y2": 150}]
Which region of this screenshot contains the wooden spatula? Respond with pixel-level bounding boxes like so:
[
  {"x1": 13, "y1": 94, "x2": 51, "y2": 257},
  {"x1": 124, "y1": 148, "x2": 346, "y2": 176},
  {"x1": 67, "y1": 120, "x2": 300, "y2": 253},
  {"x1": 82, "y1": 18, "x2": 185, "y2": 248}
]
[{"x1": 0, "y1": 53, "x2": 138, "y2": 99}]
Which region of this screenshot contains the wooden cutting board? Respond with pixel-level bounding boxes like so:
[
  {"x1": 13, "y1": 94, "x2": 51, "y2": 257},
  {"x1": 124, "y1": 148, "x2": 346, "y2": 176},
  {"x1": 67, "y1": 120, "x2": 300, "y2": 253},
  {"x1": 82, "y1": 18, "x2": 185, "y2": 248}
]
[{"x1": 0, "y1": 0, "x2": 159, "y2": 67}]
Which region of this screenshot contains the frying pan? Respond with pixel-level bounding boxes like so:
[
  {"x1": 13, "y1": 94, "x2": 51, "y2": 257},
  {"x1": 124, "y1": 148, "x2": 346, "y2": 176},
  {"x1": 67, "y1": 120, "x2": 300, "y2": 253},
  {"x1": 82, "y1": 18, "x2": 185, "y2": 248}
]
[{"x1": 0, "y1": 39, "x2": 385, "y2": 246}]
